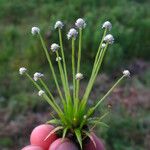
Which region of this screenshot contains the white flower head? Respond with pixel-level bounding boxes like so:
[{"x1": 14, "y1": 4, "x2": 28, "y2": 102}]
[
  {"x1": 33, "y1": 72, "x2": 44, "y2": 81},
  {"x1": 38, "y1": 90, "x2": 45, "y2": 96},
  {"x1": 103, "y1": 34, "x2": 114, "y2": 44},
  {"x1": 75, "y1": 73, "x2": 83, "y2": 80},
  {"x1": 51, "y1": 43, "x2": 60, "y2": 52},
  {"x1": 31, "y1": 27, "x2": 40, "y2": 35},
  {"x1": 101, "y1": 43, "x2": 106, "y2": 48},
  {"x1": 123, "y1": 70, "x2": 130, "y2": 77},
  {"x1": 19, "y1": 67, "x2": 27, "y2": 75},
  {"x1": 75, "y1": 18, "x2": 86, "y2": 29},
  {"x1": 56, "y1": 57, "x2": 62, "y2": 62},
  {"x1": 54, "y1": 21, "x2": 64, "y2": 29},
  {"x1": 102, "y1": 21, "x2": 112, "y2": 30},
  {"x1": 67, "y1": 28, "x2": 78, "y2": 40},
  {"x1": 83, "y1": 115, "x2": 87, "y2": 119}
]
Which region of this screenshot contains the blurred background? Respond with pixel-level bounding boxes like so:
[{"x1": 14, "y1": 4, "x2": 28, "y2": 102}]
[{"x1": 0, "y1": 0, "x2": 150, "y2": 149}]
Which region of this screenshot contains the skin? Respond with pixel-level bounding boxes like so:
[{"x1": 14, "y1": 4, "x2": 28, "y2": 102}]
[
  {"x1": 49, "y1": 138, "x2": 78, "y2": 150},
  {"x1": 21, "y1": 145, "x2": 44, "y2": 150},
  {"x1": 30, "y1": 124, "x2": 57, "y2": 150},
  {"x1": 83, "y1": 133, "x2": 105, "y2": 150},
  {"x1": 22, "y1": 124, "x2": 105, "y2": 150}
]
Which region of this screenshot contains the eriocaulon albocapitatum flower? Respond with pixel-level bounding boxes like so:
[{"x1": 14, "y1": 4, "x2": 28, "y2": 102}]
[
  {"x1": 31, "y1": 27, "x2": 40, "y2": 35},
  {"x1": 38, "y1": 90, "x2": 45, "y2": 96},
  {"x1": 103, "y1": 34, "x2": 114, "y2": 44},
  {"x1": 56, "y1": 57, "x2": 62, "y2": 61},
  {"x1": 101, "y1": 43, "x2": 106, "y2": 48},
  {"x1": 51, "y1": 43, "x2": 60, "y2": 52},
  {"x1": 19, "y1": 67, "x2": 27, "y2": 75},
  {"x1": 67, "y1": 28, "x2": 78, "y2": 40},
  {"x1": 54, "y1": 21, "x2": 64, "y2": 29},
  {"x1": 123, "y1": 70, "x2": 130, "y2": 77},
  {"x1": 33, "y1": 72, "x2": 44, "y2": 81},
  {"x1": 75, "y1": 18, "x2": 86, "y2": 29},
  {"x1": 75, "y1": 73, "x2": 83, "y2": 80},
  {"x1": 102, "y1": 21, "x2": 112, "y2": 31}
]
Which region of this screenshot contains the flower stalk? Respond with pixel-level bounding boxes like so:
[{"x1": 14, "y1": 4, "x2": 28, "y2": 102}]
[
  {"x1": 39, "y1": 33, "x2": 65, "y2": 106},
  {"x1": 76, "y1": 28, "x2": 82, "y2": 101}
]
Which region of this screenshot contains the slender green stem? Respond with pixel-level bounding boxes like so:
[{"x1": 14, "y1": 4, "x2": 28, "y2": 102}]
[
  {"x1": 94, "y1": 29, "x2": 107, "y2": 64},
  {"x1": 80, "y1": 29, "x2": 107, "y2": 109},
  {"x1": 38, "y1": 33, "x2": 64, "y2": 103},
  {"x1": 82, "y1": 44, "x2": 108, "y2": 107},
  {"x1": 85, "y1": 29, "x2": 107, "y2": 92},
  {"x1": 90, "y1": 111, "x2": 109, "y2": 131},
  {"x1": 25, "y1": 73, "x2": 40, "y2": 90},
  {"x1": 93, "y1": 75, "x2": 125, "y2": 110},
  {"x1": 72, "y1": 38, "x2": 76, "y2": 101},
  {"x1": 43, "y1": 94, "x2": 64, "y2": 118},
  {"x1": 86, "y1": 44, "x2": 108, "y2": 97},
  {"x1": 56, "y1": 51, "x2": 67, "y2": 99},
  {"x1": 39, "y1": 79, "x2": 55, "y2": 101},
  {"x1": 56, "y1": 52, "x2": 73, "y2": 117},
  {"x1": 58, "y1": 29, "x2": 71, "y2": 99},
  {"x1": 25, "y1": 73, "x2": 63, "y2": 117},
  {"x1": 76, "y1": 28, "x2": 82, "y2": 100}
]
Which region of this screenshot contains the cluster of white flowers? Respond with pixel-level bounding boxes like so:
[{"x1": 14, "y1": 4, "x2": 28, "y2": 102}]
[
  {"x1": 38, "y1": 90, "x2": 45, "y2": 96},
  {"x1": 23, "y1": 19, "x2": 130, "y2": 103},
  {"x1": 33, "y1": 72, "x2": 44, "y2": 81},
  {"x1": 54, "y1": 21, "x2": 64, "y2": 29},
  {"x1": 103, "y1": 34, "x2": 114, "y2": 44},
  {"x1": 67, "y1": 28, "x2": 78, "y2": 40},
  {"x1": 31, "y1": 27, "x2": 40, "y2": 35},
  {"x1": 51, "y1": 43, "x2": 60, "y2": 52},
  {"x1": 102, "y1": 21, "x2": 112, "y2": 30},
  {"x1": 56, "y1": 57, "x2": 62, "y2": 61},
  {"x1": 19, "y1": 67, "x2": 27, "y2": 75},
  {"x1": 75, "y1": 18, "x2": 86, "y2": 29},
  {"x1": 75, "y1": 73, "x2": 83, "y2": 80},
  {"x1": 123, "y1": 70, "x2": 130, "y2": 77}
]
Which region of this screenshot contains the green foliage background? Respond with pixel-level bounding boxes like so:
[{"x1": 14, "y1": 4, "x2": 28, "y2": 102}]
[{"x1": 0, "y1": 0, "x2": 150, "y2": 149}]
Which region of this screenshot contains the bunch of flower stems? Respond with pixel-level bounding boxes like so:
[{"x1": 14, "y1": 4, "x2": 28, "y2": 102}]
[{"x1": 19, "y1": 19, "x2": 130, "y2": 149}]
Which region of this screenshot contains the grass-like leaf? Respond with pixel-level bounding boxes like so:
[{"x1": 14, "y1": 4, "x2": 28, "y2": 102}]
[
  {"x1": 75, "y1": 128, "x2": 82, "y2": 149},
  {"x1": 46, "y1": 119, "x2": 61, "y2": 125},
  {"x1": 44, "y1": 126, "x2": 63, "y2": 141},
  {"x1": 62, "y1": 127, "x2": 68, "y2": 140},
  {"x1": 83, "y1": 130, "x2": 96, "y2": 148}
]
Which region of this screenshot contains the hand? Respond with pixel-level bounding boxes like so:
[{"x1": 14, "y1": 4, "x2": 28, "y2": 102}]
[{"x1": 21, "y1": 124, "x2": 105, "y2": 150}]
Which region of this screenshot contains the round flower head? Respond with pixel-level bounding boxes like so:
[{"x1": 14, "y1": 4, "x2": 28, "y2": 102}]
[
  {"x1": 102, "y1": 21, "x2": 112, "y2": 30},
  {"x1": 101, "y1": 43, "x2": 106, "y2": 48},
  {"x1": 19, "y1": 67, "x2": 27, "y2": 75},
  {"x1": 33, "y1": 72, "x2": 44, "y2": 81},
  {"x1": 75, "y1": 73, "x2": 83, "y2": 80},
  {"x1": 38, "y1": 90, "x2": 45, "y2": 96},
  {"x1": 51, "y1": 43, "x2": 60, "y2": 52},
  {"x1": 103, "y1": 34, "x2": 114, "y2": 44},
  {"x1": 31, "y1": 27, "x2": 40, "y2": 35},
  {"x1": 75, "y1": 18, "x2": 86, "y2": 29},
  {"x1": 83, "y1": 115, "x2": 87, "y2": 119},
  {"x1": 56, "y1": 57, "x2": 62, "y2": 61},
  {"x1": 123, "y1": 70, "x2": 130, "y2": 77},
  {"x1": 67, "y1": 28, "x2": 78, "y2": 40},
  {"x1": 54, "y1": 21, "x2": 64, "y2": 29}
]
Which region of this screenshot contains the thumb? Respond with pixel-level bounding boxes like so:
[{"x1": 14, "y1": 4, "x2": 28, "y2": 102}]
[{"x1": 49, "y1": 138, "x2": 78, "y2": 150}]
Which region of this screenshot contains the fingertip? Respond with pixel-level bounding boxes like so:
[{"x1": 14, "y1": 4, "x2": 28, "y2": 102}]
[
  {"x1": 49, "y1": 138, "x2": 78, "y2": 150},
  {"x1": 21, "y1": 145, "x2": 44, "y2": 150}
]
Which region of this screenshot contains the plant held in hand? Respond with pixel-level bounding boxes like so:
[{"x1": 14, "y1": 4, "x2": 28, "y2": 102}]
[{"x1": 19, "y1": 18, "x2": 130, "y2": 149}]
